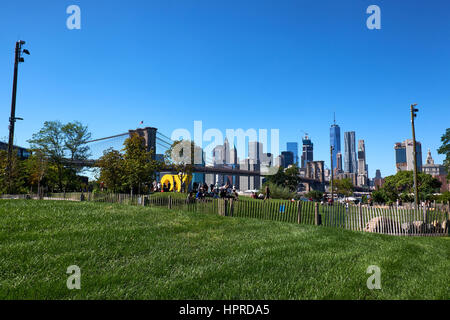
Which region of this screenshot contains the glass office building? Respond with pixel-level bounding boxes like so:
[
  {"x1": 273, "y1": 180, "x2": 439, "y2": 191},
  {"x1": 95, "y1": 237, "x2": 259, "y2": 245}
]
[
  {"x1": 330, "y1": 124, "x2": 341, "y2": 170},
  {"x1": 286, "y1": 142, "x2": 299, "y2": 165}
]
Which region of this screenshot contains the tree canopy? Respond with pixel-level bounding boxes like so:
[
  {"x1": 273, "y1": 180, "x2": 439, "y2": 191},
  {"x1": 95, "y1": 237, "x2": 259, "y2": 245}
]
[
  {"x1": 97, "y1": 134, "x2": 158, "y2": 195},
  {"x1": 27, "y1": 121, "x2": 91, "y2": 191},
  {"x1": 332, "y1": 178, "x2": 354, "y2": 197},
  {"x1": 264, "y1": 165, "x2": 301, "y2": 192},
  {"x1": 372, "y1": 170, "x2": 442, "y2": 204},
  {"x1": 437, "y1": 128, "x2": 450, "y2": 180}
]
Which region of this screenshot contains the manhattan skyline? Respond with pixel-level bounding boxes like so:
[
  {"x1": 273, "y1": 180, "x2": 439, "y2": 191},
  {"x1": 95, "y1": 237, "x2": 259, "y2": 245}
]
[{"x1": 1, "y1": 0, "x2": 449, "y2": 178}]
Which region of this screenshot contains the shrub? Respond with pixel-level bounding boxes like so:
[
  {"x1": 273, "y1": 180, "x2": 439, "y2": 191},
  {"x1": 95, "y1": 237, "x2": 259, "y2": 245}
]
[{"x1": 259, "y1": 182, "x2": 298, "y2": 200}]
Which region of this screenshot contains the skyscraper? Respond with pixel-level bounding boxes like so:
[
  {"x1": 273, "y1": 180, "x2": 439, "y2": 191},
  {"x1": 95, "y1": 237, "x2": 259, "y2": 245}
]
[
  {"x1": 375, "y1": 169, "x2": 382, "y2": 179},
  {"x1": 301, "y1": 135, "x2": 314, "y2": 168},
  {"x1": 344, "y1": 131, "x2": 357, "y2": 174},
  {"x1": 330, "y1": 117, "x2": 341, "y2": 171},
  {"x1": 249, "y1": 141, "x2": 262, "y2": 165},
  {"x1": 281, "y1": 151, "x2": 294, "y2": 168},
  {"x1": 336, "y1": 152, "x2": 343, "y2": 174},
  {"x1": 357, "y1": 140, "x2": 368, "y2": 186},
  {"x1": 286, "y1": 142, "x2": 299, "y2": 165},
  {"x1": 394, "y1": 139, "x2": 422, "y2": 172}
]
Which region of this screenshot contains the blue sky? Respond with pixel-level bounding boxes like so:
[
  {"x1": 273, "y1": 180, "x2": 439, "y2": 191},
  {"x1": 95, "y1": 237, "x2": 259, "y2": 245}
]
[{"x1": 1, "y1": 0, "x2": 449, "y2": 177}]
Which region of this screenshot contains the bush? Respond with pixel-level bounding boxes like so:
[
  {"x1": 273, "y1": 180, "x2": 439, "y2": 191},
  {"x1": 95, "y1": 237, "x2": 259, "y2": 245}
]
[
  {"x1": 305, "y1": 190, "x2": 323, "y2": 202},
  {"x1": 372, "y1": 189, "x2": 387, "y2": 204},
  {"x1": 259, "y1": 182, "x2": 298, "y2": 200},
  {"x1": 437, "y1": 191, "x2": 450, "y2": 204}
]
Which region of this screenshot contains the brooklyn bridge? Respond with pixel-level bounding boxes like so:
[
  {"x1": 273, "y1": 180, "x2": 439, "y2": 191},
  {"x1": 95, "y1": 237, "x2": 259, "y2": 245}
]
[{"x1": 65, "y1": 126, "x2": 330, "y2": 192}]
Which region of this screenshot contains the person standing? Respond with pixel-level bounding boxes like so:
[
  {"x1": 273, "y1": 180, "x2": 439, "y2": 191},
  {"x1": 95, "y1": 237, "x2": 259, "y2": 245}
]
[{"x1": 264, "y1": 185, "x2": 271, "y2": 201}]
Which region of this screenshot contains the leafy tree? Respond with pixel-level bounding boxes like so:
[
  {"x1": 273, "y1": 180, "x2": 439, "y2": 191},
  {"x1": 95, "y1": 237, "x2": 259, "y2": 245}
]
[
  {"x1": 25, "y1": 149, "x2": 48, "y2": 195},
  {"x1": 371, "y1": 189, "x2": 388, "y2": 204},
  {"x1": 284, "y1": 165, "x2": 302, "y2": 191},
  {"x1": 382, "y1": 171, "x2": 441, "y2": 202},
  {"x1": 438, "y1": 191, "x2": 450, "y2": 204},
  {"x1": 28, "y1": 121, "x2": 66, "y2": 190},
  {"x1": 305, "y1": 190, "x2": 324, "y2": 202},
  {"x1": 332, "y1": 178, "x2": 354, "y2": 197},
  {"x1": 437, "y1": 128, "x2": 450, "y2": 180},
  {"x1": 265, "y1": 166, "x2": 286, "y2": 186},
  {"x1": 264, "y1": 165, "x2": 301, "y2": 192},
  {"x1": 399, "y1": 192, "x2": 414, "y2": 203},
  {"x1": 0, "y1": 150, "x2": 26, "y2": 194},
  {"x1": 164, "y1": 140, "x2": 201, "y2": 192},
  {"x1": 122, "y1": 133, "x2": 157, "y2": 195},
  {"x1": 97, "y1": 148, "x2": 125, "y2": 193},
  {"x1": 62, "y1": 121, "x2": 91, "y2": 162},
  {"x1": 28, "y1": 121, "x2": 91, "y2": 192}
]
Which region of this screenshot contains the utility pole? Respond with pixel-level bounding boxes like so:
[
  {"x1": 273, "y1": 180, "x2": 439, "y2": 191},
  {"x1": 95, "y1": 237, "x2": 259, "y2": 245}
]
[
  {"x1": 6, "y1": 40, "x2": 29, "y2": 193},
  {"x1": 410, "y1": 104, "x2": 419, "y2": 209},
  {"x1": 330, "y1": 145, "x2": 334, "y2": 205}
]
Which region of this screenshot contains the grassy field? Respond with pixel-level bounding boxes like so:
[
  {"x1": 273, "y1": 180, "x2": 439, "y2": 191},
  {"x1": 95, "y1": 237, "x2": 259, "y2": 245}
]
[{"x1": 0, "y1": 200, "x2": 448, "y2": 300}]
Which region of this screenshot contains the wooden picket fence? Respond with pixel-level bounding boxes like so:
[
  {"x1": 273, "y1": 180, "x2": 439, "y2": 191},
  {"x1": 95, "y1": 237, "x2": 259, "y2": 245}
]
[{"x1": 1, "y1": 192, "x2": 448, "y2": 237}]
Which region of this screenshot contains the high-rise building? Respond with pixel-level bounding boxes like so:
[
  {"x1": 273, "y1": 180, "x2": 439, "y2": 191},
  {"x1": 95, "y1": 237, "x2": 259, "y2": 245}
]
[
  {"x1": 286, "y1": 142, "x2": 299, "y2": 165},
  {"x1": 249, "y1": 141, "x2": 263, "y2": 165},
  {"x1": 357, "y1": 140, "x2": 368, "y2": 187},
  {"x1": 394, "y1": 139, "x2": 422, "y2": 172},
  {"x1": 300, "y1": 135, "x2": 313, "y2": 168},
  {"x1": 344, "y1": 131, "x2": 357, "y2": 174},
  {"x1": 281, "y1": 151, "x2": 294, "y2": 168},
  {"x1": 335, "y1": 152, "x2": 343, "y2": 174},
  {"x1": 330, "y1": 118, "x2": 341, "y2": 171},
  {"x1": 375, "y1": 169, "x2": 382, "y2": 179},
  {"x1": 274, "y1": 154, "x2": 284, "y2": 167}
]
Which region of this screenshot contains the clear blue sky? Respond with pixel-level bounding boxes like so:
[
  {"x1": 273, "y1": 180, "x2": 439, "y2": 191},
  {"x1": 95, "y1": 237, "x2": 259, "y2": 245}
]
[{"x1": 1, "y1": 0, "x2": 449, "y2": 178}]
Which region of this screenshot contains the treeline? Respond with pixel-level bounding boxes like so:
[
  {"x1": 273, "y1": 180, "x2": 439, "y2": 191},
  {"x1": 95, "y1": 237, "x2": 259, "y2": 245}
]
[
  {"x1": 97, "y1": 134, "x2": 160, "y2": 195},
  {"x1": 372, "y1": 170, "x2": 448, "y2": 204},
  {"x1": 1, "y1": 121, "x2": 91, "y2": 194},
  {"x1": 0, "y1": 120, "x2": 167, "y2": 196}
]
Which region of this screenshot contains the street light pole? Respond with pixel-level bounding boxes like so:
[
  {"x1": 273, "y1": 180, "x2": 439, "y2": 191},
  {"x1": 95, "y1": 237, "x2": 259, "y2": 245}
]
[
  {"x1": 410, "y1": 104, "x2": 419, "y2": 209},
  {"x1": 6, "y1": 40, "x2": 29, "y2": 193},
  {"x1": 330, "y1": 145, "x2": 334, "y2": 205}
]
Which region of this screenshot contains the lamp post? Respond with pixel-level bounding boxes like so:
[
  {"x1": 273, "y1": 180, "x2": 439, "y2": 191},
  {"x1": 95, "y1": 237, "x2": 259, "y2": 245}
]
[
  {"x1": 7, "y1": 40, "x2": 29, "y2": 193},
  {"x1": 410, "y1": 104, "x2": 419, "y2": 209},
  {"x1": 330, "y1": 145, "x2": 334, "y2": 205}
]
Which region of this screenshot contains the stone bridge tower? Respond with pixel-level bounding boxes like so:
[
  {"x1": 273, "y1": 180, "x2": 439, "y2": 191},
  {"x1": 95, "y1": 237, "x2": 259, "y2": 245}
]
[{"x1": 128, "y1": 127, "x2": 158, "y2": 158}]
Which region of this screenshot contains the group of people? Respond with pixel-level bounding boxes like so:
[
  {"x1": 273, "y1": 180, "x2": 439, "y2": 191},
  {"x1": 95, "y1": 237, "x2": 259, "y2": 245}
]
[
  {"x1": 190, "y1": 182, "x2": 239, "y2": 200},
  {"x1": 250, "y1": 185, "x2": 271, "y2": 201},
  {"x1": 151, "y1": 180, "x2": 187, "y2": 193},
  {"x1": 150, "y1": 179, "x2": 274, "y2": 203}
]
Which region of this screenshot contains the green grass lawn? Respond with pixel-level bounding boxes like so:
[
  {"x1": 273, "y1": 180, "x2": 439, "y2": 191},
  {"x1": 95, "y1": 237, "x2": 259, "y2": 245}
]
[{"x1": 0, "y1": 200, "x2": 448, "y2": 300}]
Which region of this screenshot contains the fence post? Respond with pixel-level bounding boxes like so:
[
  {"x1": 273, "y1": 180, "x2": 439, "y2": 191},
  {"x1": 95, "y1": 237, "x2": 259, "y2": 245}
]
[
  {"x1": 224, "y1": 199, "x2": 229, "y2": 217},
  {"x1": 447, "y1": 204, "x2": 450, "y2": 235},
  {"x1": 297, "y1": 201, "x2": 302, "y2": 224},
  {"x1": 359, "y1": 202, "x2": 363, "y2": 231},
  {"x1": 168, "y1": 196, "x2": 172, "y2": 209},
  {"x1": 314, "y1": 202, "x2": 321, "y2": 226},
  {"x1": 423, "y1": 203, "x2": 427, "y2": 224}
]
